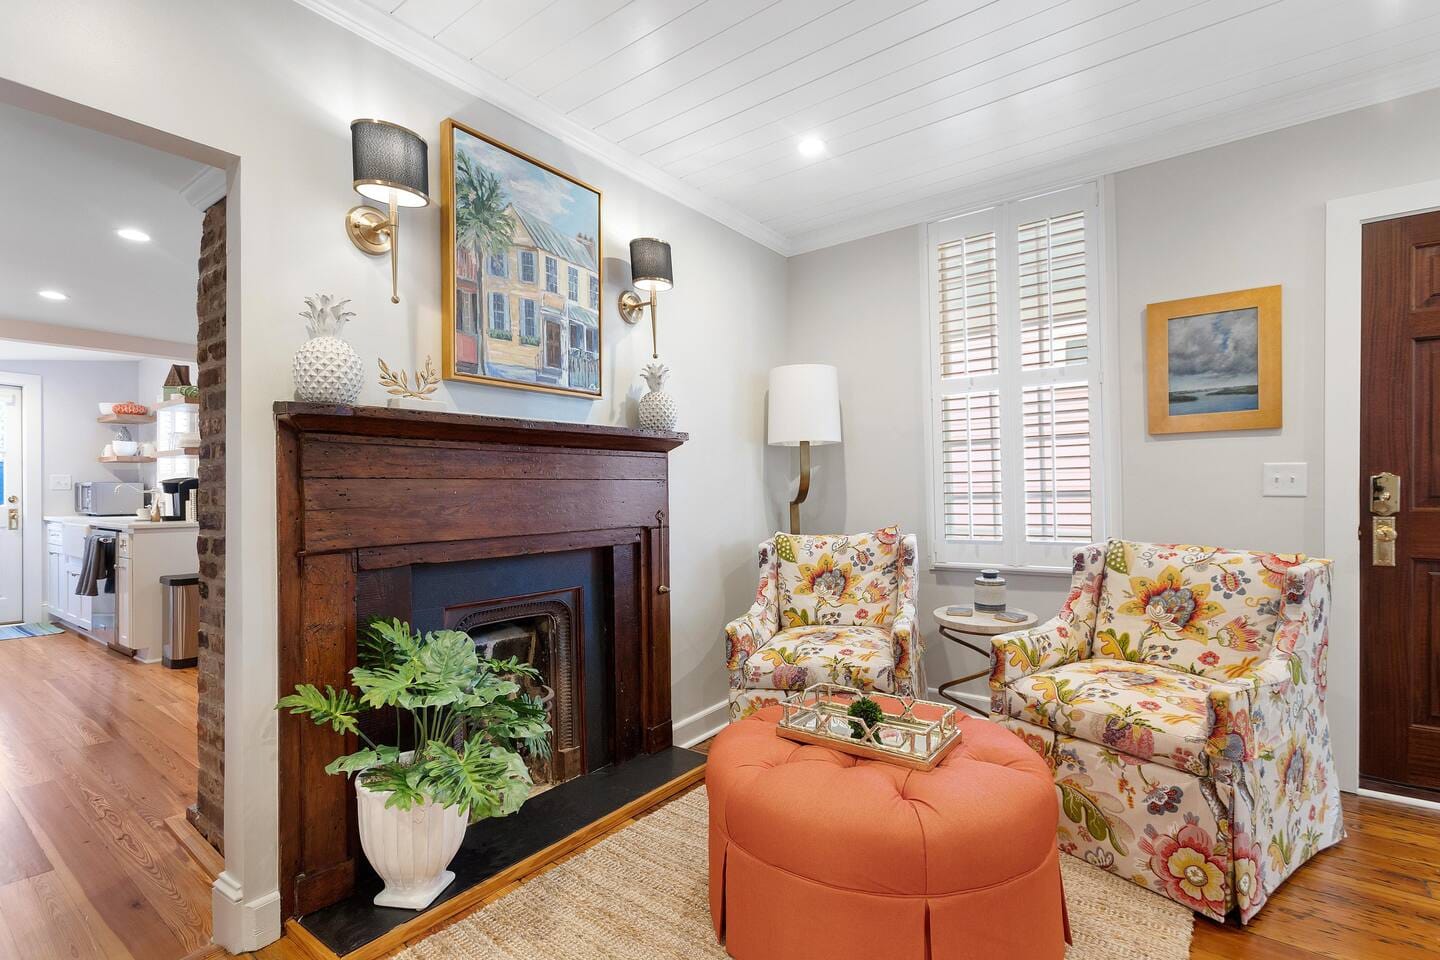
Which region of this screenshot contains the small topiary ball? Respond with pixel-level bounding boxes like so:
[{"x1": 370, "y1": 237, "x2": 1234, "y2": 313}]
[{"x1": 847, "y1": 696, "x2": 884, "y2": 740}]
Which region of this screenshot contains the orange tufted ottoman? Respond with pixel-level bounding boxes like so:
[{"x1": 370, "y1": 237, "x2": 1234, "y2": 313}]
[{"x1": 707, "y1": 706, "x2": 1068, "y2": 960}]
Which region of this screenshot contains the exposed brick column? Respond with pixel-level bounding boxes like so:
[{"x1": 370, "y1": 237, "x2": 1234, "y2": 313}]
[{"x1": 189, "y1": 197, "x2": 226, "y2": 853}]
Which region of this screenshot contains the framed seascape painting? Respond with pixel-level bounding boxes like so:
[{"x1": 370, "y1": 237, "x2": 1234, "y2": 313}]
[
  {"x1": 441, "y1": 118, "x2": 603, "y2": 398},
  {"x1": 1146, "y1": 285, "x2": 1282, "y2": 435}
]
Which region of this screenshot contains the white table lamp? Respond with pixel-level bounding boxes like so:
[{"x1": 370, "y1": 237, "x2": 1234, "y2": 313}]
[{"x1": 768, "y1": 363, "x2": 842, "y2": 533}]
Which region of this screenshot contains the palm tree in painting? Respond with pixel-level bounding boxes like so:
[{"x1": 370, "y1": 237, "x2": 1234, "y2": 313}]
[{"x1": 454, "y1": 150, "x2": 514, "y2": 377}]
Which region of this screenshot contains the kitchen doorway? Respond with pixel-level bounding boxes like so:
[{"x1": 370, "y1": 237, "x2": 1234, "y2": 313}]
[
  {"x1": 0, "y1": 382, "x2": 25, "y2": 622},
  {"x1": 0, "y1": 88, "x2": 231, "y2": 959}
]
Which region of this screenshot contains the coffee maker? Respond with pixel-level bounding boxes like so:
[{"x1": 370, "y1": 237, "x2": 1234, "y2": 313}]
[{"x1": 159, "y1": 477, "x2": 199, "y2": 521}]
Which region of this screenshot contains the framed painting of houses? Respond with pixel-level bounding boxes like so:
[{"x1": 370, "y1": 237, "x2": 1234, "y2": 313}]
[
  {"x1": 441, "y1": 118, "x2": 603, "y2": 398},
  {"x1": 1145, "y1": 284, "x2": 1282, "y2": 434}
]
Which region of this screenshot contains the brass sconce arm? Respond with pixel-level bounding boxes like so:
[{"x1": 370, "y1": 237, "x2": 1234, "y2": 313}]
[
  {"x1": 346, "y1": 197, "x2": 402, "y2": 304},
  {"x1": 618, "y1": 289, "x2": 659, "y2": 358}
]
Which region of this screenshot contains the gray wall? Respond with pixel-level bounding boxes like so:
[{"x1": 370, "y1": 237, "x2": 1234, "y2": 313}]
[
  {"x1": 1114, "y1": 86, "x2": 1440, "y2": 555},
  {"x1": 3, "y1": 0, "x2": 788, "y2": 942},
  {"x1": 783, "y1": 228, "x2": 1070, "y2": 703},
  {"x1": 784, "y1": 85, "x2": 1440, "y2": 704},
  {"x1": 0, "y1": 359, "x2": 142, "y2": 515}
]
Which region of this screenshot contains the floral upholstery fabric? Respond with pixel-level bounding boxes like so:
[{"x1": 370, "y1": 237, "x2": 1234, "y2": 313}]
[
  {"x1": 1003, "y1": 660, "x2": 1223, "y2": 777},
  {"x1": 774, "y1": 526, "x2": 904, "y2": 628},
  {"x1": 726, "y1": 530, "x2": 919, "y2": 721},
  {"x1": 990, "y1": 541, "x2": 1344, "y2": 923},
  {"x1": 743, "y1": 625, "x2": 895, "y2": 693},
  {"x1": 1094, "y1": 541, "x2": 1306, "y2": 681}
]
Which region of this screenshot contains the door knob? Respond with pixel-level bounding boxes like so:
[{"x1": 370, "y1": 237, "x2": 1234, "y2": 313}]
[
  {"x1": 657, "y1": 585, "x2": 670, "y2": 594},
  {"x1": 1373, "y1": 517, "x2": 1398, "y2": 566}
]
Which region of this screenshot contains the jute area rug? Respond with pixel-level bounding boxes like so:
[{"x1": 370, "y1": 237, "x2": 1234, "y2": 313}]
[{"x1": 396, "y1": 788, "x2": 1193, "y2": 960}]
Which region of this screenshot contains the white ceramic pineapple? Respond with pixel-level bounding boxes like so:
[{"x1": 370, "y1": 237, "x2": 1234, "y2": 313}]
[
  {"x1": 293, "y1": 295, "x2": 363, "y2": 405},
  {"x1": 638, "y1": 362, "x2": 677, "y2": 432}
]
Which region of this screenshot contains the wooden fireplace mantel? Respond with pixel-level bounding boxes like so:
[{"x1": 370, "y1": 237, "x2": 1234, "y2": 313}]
[{"x1": 274, "y1": 402, "x2": 686, "y2": 919}]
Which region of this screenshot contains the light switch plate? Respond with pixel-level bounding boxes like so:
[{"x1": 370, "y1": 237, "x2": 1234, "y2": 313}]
[
  {"x1": 49, "y1": 474, "x2": 72, "y2": 491},
  {"x1": 1263, "y1": 462, "x2": 1307, "y2": 498}
]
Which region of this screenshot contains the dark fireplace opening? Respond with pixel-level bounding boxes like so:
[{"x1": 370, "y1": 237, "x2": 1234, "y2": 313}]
[
  {"x1": 444, "y1": 589, "x2": 585, "y2": 785},
  {"x1": 405, "y1": 548, "x2": 614, "y2": 776}
]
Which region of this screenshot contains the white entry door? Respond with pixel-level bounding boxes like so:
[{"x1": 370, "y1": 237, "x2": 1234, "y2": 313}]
[{"x1": 0, "y1": 385, "x2": 22, "y2": 623}]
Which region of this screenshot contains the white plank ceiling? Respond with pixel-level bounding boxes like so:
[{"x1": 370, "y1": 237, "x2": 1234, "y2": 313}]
[{"x1": 309, "y1": 0, "x2": 1440, "y2": 253}]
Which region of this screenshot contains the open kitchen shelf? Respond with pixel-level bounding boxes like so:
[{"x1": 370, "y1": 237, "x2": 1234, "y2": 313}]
[
  {"x1": 99, "y1": 455, "x2": 156, "y2": 463},
  {"x1": 156, "y1": 448, "x2": 200, "y2": 457},
  {"x1": 97, "y1": 413, "x2": 156, "y2": 424},
  {"x1": 155, "y1": 398, "x2": 199, "y2": 410}
]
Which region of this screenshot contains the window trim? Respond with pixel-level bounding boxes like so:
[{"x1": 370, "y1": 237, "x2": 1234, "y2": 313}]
[
  {"x1": 545, "y1": 256, "x2": 558, "y2": 293},
  {"x1": 489, "y1": 291, "x2": 510, "y2": 336},
  {"x1": 567, "y1": 265, "x2": 580, "y2": 303},
  {"x1": 920, "y1": 179, "x2": 1120, "y2": 575},
  {"x1": 519, "y1": 250, "x2": 537, "y2": 285}
]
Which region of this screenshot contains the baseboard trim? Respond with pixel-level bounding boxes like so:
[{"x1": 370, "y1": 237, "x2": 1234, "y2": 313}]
[
  {"x1": 1358, "y1": 786, "x2": 1440, "y2": 813},
  {"x1": 211, "y1": 874, "x2": 282, "y2": 954},
  {"x1": 166, "y1": 813, "x2": 224, "y2": 880},
  {"x1": 674, "y1": 698, "x2": 728, "y2": 748}
]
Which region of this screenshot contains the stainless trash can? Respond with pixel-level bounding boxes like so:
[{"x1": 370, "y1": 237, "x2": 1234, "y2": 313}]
[{"x1": 160, "y1": 573, "x2": 200, "y2": 668}]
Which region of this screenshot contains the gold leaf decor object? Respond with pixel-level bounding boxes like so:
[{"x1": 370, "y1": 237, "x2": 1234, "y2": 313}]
[{"x1": 378, "y1": 356, "x2": 441, "y2": 400}]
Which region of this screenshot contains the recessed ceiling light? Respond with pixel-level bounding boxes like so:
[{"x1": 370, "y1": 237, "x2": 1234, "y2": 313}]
[
  {"x1": 797, "y1": 136, "x2": 826, "y2": 158},
  {"x1": 37, "y1": 289, "x2": 68, "y2": 301},
  {"x1": 116, "y1": 227, "x2": 151, "y2": 243}
]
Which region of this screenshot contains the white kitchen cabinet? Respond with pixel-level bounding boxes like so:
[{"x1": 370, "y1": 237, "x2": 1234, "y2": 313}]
[
  {"x1": 43, "y1": 522, "x2": 63, "y2": 618},
  {"x1": 43, "y1": 515, "x2": 196, "y2": 661},
  {"x1": 63, "y1": 556, "x2": 91, "y2": 629}
]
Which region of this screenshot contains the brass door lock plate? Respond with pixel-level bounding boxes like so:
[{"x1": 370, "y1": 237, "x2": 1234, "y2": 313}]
[
  {"x1": 1370, "y1": 471, "x2": 1400, "y2": 516},
  {"x1": 6, "y1": 508, "x2": 17, "y2": 531},
  {"x1": 1373, "y1": 516, "x2": 1397, "y2": 566}
]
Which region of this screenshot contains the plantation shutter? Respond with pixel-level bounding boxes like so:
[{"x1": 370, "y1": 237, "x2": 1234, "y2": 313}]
[{"x1": 926, "y1": 184, "x2": 1105, "y2": 570}]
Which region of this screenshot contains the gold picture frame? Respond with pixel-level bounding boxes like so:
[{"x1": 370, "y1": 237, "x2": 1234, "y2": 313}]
[
  {"x1": 1146, "y1": 285, "x2": 1282, "y2": 435},
  {"x1": 440, "y1": 118, "x2": 604, "y2": 398}
]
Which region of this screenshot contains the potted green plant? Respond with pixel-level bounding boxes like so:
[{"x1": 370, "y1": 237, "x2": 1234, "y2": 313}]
[{"x1": 278, "y1": 619, "x2": 552, "y2": 909}]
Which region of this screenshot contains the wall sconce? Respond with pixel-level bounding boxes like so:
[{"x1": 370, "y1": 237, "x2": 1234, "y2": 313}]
[
  {"x1": 618, "y1": 237, "x2": 673, "y2": 358},
  {"x1": 344, "y1": 119, "x2": 430, "y2": 304}
]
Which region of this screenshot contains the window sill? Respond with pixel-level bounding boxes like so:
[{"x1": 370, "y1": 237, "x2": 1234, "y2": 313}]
[{"x1": 929, "y1": 561, "x2": 1072, "y2": 578}]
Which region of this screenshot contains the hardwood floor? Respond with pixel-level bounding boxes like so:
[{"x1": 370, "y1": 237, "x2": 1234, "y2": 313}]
[
  {"x1": 0, "y1": 629, "x2": 210, "y2": 960},
  {"x1": 6, "y1": 659, "x2": 1424, "y2": 960}
]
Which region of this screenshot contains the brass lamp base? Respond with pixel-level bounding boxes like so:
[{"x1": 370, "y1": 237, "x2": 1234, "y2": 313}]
[{"x1": 789, "y1": 440, "x2": 812, "y2": 535}]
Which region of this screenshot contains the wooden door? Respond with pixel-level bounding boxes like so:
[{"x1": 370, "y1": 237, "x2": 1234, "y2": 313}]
[
  {"x1": 1360, "y1": 210, "x2": 1440, "y2": 795},
  {"x1": 544, "y1": 320, "x2": 563, "y2": 370}
]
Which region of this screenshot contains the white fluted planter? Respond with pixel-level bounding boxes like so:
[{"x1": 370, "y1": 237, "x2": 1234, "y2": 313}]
[{"x1": 355, "y1": 778, "x2": 468, "y2": 910}]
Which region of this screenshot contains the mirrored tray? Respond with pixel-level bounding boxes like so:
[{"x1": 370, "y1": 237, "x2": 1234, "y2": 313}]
[{"x1": 776, "y1": 683, "x2": 963, "y2": 770}]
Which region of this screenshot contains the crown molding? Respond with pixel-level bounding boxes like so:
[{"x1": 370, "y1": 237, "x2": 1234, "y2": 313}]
[
  {"x1": 180, "y1": 165, "x2": 227, "y2": 211},
  {"x1": 290, "y1": 0, "x2": 792, "y2": 257}
]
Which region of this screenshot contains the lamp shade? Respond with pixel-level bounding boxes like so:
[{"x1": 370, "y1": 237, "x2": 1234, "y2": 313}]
[
  {"x1": 630, "y1": 237, "x2": 673, "y2": 292},
  {"x1": 768, "y1": 363, "x2": 841, "y2": 446},
  {"x1": 351, "y1": 119, "x2": 429, "y2": 208}
]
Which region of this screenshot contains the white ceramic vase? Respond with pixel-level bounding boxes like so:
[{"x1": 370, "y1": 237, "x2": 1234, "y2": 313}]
[
  {"x1": 293, "y1": 294, "x2": 364, "y2": 405},
  {"x1": 355, "y1": 778, "x2": 468, "y2": 910},
  {"x1": 638, "y1": 362, "x2": 677, "y2": 432}
]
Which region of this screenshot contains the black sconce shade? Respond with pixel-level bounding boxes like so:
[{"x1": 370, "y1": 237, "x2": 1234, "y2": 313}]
[
  {"x1": 630, "y1": 237, "x2": 673, "y2": 292},
  {"x1": 351, "y1": 119, "x2": 430, "y2": 208}
]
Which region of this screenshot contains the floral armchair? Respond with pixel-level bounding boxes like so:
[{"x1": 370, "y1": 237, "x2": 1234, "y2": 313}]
[
  {"x1": 989, "y1": 540, "x2": 1344, "y2": 923},
  {"x1": 725, "y1": 526, "x2": 920, "y2": 720}
]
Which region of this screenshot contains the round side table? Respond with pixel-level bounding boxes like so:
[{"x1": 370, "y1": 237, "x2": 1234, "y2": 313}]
[{"x1": 933, "y1": 605, "x2": 1038, "y2": 715}]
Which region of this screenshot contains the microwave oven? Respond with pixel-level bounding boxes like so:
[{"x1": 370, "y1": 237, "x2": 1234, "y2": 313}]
[{"x1": 73, "y1": 481, "x2": 144, "y2": 516}]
